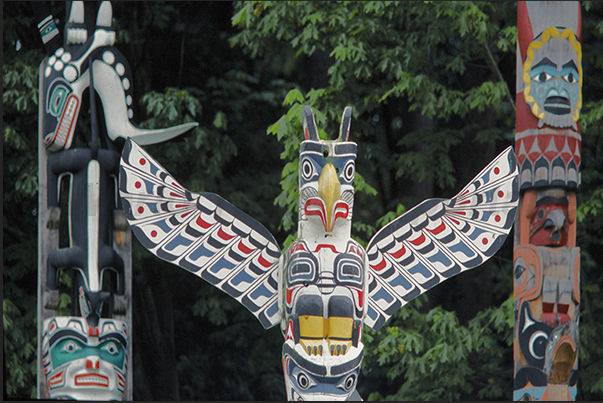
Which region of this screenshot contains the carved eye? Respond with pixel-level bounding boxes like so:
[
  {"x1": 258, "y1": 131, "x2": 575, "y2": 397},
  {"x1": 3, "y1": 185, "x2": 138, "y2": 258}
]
[
  {"x1": 61, "y1": 340, "x2": 80, "y2": 353},
  {"x1": 532, "y1": 71, "x2": 553, "y2": 83},
  {"x1": 341, "y1": 160, "x2": 355, "y2": 183},
  {"x1": 563, "y1": 72, "x2": 576, "y2": 84},
  {"x1": 301, "y1": 158, "x2": 317, "y2": 181},
  {"x1": 297, "y1": 372, "x2": 316, "y2": 390},
  {"x1": 102, "y1": 341, "x2": 118, "y2": 355},
  {"x1": 343, "y1": 374, "x2": 356, "y2": 391}
]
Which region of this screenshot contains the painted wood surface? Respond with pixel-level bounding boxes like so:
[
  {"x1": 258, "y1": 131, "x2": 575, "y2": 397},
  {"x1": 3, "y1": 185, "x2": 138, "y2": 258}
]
[{"x1": 513, "y1": 2, "x2": 581, "y2": 400}]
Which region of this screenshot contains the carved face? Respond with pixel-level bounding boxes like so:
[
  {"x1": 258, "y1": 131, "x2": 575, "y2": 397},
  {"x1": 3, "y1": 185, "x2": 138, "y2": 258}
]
[
  {"x1": 282, "y1": 340, "x2": 362, "y2": 401},
  {"x1": 523, "y1": 27, "x2": 582, "y2": 129},
  {"x1": 299, "y1": 140, "x2": 357, "y2": 234},
  {"x1": 42, "y1": 317, "x2": 128, "y2": 400},
  {"x1": 529, "y1": 196, "x2": 568, "y2": 246}
]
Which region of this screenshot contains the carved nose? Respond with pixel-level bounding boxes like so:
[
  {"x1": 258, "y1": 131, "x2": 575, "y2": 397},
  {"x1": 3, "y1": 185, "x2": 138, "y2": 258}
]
[{"x1": 86, "y1": 356, "x2": 100, "y2": 370}]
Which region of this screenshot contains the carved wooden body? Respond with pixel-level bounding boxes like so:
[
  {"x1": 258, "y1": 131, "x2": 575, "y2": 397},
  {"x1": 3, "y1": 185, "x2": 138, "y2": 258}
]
[
  {"x1": 513, "y1": 2, "x2": 582, "y2": 400},
  {"x1": 37, "y1": 1, "x2": 197, "y2": 399},
  {"x1": 120, "y1": 105, "x2": 519, "y2": 400}
]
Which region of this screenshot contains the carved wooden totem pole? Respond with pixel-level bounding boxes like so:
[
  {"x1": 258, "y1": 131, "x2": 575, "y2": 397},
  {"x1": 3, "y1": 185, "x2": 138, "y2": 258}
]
[
  {"x1": 120, "y1": 105, "x2": 519, "y2": 400},
  {"x1": 35, "y1": 2, "x2": 197, "y2": 399},
  {"x1": 513, "y1": 1, "x2": 582, "y2": 401}
]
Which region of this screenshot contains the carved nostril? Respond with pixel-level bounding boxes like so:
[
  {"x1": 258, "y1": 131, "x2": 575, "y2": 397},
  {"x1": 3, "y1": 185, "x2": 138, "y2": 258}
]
[{"x1": 86, "y1": 360, "x2": 93, "y2": 370}]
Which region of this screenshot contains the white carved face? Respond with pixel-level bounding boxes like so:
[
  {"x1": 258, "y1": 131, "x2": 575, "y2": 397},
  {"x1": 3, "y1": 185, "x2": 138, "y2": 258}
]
[{"x1": 42, "y1": 317, "x2": 128, "y2": 400}]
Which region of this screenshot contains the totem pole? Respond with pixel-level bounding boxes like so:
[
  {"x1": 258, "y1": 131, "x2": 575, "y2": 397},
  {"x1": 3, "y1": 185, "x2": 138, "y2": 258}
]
[
  {"x1": 120, "y1": 105, "x2": 519, "y2": 400},
  {"x1": 513, "y1": 2, "x2": 582, "y2": 401},
  {"x1": 35, "y1": 2, "x2": 197, "y2": 399}
]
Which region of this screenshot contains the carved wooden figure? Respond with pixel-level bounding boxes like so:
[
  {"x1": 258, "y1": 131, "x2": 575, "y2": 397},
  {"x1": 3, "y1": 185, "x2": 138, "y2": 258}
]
[
  {"x1": 36, "y1": 1, "x2": 197, "y2": 399},
  {"x1": 513, "y1": 2, "x2": 581, "y2": 400},
  {"x1": 120, "y1": 105, "x2": 519, "y2": 400}
]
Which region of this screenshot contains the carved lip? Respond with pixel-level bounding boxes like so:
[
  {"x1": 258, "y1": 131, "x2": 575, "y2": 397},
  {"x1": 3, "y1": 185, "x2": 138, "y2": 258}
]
[
  {"x1": 74, "y1": 373, "x2": 109, "y2": 387},
  {"x1": 544, "y1": 96, "x2": 571, "y2": 115}
]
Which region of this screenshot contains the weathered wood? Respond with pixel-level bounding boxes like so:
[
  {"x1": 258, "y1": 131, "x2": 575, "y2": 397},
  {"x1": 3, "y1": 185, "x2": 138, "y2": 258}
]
[{"x1": 513, "y1": 2, "x2": 581, "y2": 400}]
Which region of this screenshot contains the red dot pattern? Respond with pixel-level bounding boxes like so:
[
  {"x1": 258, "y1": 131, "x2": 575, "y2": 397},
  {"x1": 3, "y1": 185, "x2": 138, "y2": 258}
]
[
  {"x1": 139, "y1": 158, "x2": 146, "y2": 165},
  {"x1": 138, "y1": 206, "x2": 144, "y2": 214},
  {"x1": 151, "y1": 230, "x2": 157, "y2": 237},
  {"x1": 135, "y1": 181, "x2": 142, "y2": 189},
  {"x1": 494, "y1": 167, "x2": 500, "y2": 175}
]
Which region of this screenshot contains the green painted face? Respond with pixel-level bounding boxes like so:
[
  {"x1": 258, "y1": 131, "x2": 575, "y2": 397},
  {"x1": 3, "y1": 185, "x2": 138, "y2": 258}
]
[{"x1": 50, "y1": 336, "x2": 126, "y2": 369}]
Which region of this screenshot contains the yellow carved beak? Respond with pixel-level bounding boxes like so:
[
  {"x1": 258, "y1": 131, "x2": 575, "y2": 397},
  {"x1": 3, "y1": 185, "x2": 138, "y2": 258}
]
[{"x1": 318, "y1": 163, "x2": 341, "y2": 232}]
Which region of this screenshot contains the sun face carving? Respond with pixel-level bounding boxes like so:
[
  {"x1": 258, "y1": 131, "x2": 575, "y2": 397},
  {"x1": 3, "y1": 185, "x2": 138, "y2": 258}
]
[{"x1": 523, "y1": 27, "x2": 582, "y2": 129}]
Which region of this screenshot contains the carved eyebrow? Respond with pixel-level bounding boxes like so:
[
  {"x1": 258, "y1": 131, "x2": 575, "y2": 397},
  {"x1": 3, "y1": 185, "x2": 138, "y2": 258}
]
[
  {"x1": 532, "y1": 57, "x2": 557, "y2": 69},
  {"x1": 562, "y1": 60, "x2": 579, "y2": 71}
]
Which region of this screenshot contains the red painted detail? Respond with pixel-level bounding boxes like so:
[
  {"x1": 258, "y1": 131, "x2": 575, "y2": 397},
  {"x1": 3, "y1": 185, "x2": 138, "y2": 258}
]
[
  {"x1": 139, "y1": 158, "x2": 146, "y2": 166},
  {"x1": 541, "y1": 312, "x2": 557, "y2": 327},
  {"x1": 137, "y1": 206, "x2": 144, "y2": 214},
  {"x1": 218, "y1": 227, "x2": 235, "y2": 241},
  {"x1": 50, "y1": 322, "x2": 56, "y2": 331},
  {"x1": 333, "y1": 201, "x2": 349, "y2": 224},
  {"x1": 258, "y1": 253, "x2": 273, "y2": 268},
  {"x1": 495, "y1": 215, "x2": 501, "y2": 222},
  {"x1": 48, "y1": 370, "x2": 64, "y2": 388},
  {"x1": 151, "y1": 230, "x2": 157, "y2": 238},
  {"x1": 88, "y1": 327, "x2": 99, "y2": 336},
  {"x1": 390, "y1": 244, "x2": 406, "y2": 259},
  {"x1": 451, "y1": 211, "x2": 466, "y2": 216},
  {"x1": 305, "y1": 198, "x2": 327, "y2": 231},
  {"x1": 542, "y1": 302, "x2": 555, "y2": 313},
  {"x1": 285, "y1": 320, "x2": 295, "y2": 341},
  {"x1": 449, "y1": 217, "x2": 461, "y2": 225},
  {"x1": 169, "y1": 192, "x2": 183, "y2": 198},
  {"x1": 494, "y1": 167, "x2": 500, "y2": 175},
  {"x1": 313, "y1": 244, "x2": 338, "y2": 253},
  {"x1": 196, "y1": 216, "x2": 212, "y2": 229},
  {"x1": 286, "y1": 288, "x2": 294, "y2": 305},
  {"x1": 370, "y1": 258, "x2": 386, "y2": 271},
  {"x1": 355, "y1": 289, "x2": 364, "y2": 308},
  {"x1": 410, "y1": 233, "x2": 426, "y2": 246},
  {"x1": 482, "y1": 238, "x2": 488, "y2": 245},
  {"x1": 86, "y1": 360, "x2": 93, "y2": 369},
  {"x1": 175, "y1": 204, "x2": 188, "y2": 208},
  {"x1": 498, "y1": 190, "x2": 504, "y2": 198},
  {"x1": 458, "y1": 200, "x2": 472, "y2": 205},
  {"x1": 171, "y1": 182, "x2": 183, "y2": 189},
  {"x1": 238, "y1": 240, "x2": 255, "y2": 254},
  {"x1": 428, "y1": 221, "x2": 447, "y2": 235},
  {"x1": 181, "y1": 211, "x2": 192, "y2": 218},
  {"x1": 135, "y1": 181, "x2": 142, "y2": 189},
  {"x1": 289, "y1": 243, "x2": 307, "y2": 254}
]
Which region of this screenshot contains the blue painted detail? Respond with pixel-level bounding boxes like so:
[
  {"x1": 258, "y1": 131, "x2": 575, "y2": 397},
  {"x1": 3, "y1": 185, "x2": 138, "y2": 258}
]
[
  {"x1": 208, "y1": 256, "x2": 235, "y2": 274},
  {"x1": 449, "y1": 240, "x2": 476, "y2": 259},
  {"x1": 189, "y1": 244, "x2": 213, "y2": 261},
  {"x1": 165, "y1": 234, "x2": 192, "y2": 251}
]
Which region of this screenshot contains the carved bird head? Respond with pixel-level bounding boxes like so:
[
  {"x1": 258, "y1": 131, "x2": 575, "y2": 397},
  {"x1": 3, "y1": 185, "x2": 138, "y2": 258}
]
[{"x1": 298, "y1": 106, "x2": 357, "y2": 238}]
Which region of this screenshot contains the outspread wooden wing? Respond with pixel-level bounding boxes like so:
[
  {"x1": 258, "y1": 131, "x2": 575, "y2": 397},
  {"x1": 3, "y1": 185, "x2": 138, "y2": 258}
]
[
  {"x1": 119, "y1": 138, "x2": 281, "y2": 329},
  {"x1": 365, "y1": 146, "x2": 519, "y2": 331}
]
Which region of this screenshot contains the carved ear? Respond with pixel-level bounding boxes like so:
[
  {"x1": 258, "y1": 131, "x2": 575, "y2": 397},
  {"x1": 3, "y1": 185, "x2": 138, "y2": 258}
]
[
  {"x1": 302, "y1": 106, "x2": 319, "y2": 141},
  {"x1": 339, "y1": 106, "x2": 352, "y2": 141}
]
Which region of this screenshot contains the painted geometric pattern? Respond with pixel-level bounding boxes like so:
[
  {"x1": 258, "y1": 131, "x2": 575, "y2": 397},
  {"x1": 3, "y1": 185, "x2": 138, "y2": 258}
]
[
  {"x1": 516, "y1": 130, "x2": 581, "y2": 189},
  {"x1": 365, "y1": 146, "x2": 519, "y2": 331},
  {"x1": 119, "y1": 139, "x2": 281, "y2": 328}
]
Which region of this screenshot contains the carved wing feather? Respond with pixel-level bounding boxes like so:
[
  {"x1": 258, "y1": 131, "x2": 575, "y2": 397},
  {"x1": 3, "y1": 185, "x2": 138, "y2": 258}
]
[
  {"x1": 365, "y1": 146, "x2": 519, "y2": 331},
  {"x1": 119, "y1": 138, "x2": 281, "y2": 329}
]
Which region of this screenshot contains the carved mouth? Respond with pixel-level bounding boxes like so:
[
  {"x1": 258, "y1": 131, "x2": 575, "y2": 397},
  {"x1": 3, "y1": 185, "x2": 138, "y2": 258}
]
[
  {"x1": 543, "y1": 96, "x2": 571, "y2": 115},
  {"x1": 74, "y1": 373, "x2": 109, "y2": 387}
]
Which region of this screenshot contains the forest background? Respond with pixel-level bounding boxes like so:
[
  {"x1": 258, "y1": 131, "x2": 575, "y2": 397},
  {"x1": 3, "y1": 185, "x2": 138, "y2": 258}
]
[{"x1": 4, "y1": 1, "x2": 603, "y2": 400}]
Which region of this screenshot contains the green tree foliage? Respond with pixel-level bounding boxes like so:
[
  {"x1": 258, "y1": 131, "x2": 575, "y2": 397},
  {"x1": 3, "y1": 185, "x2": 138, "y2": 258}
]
[{"x1": 4, "y1": 1, "x2": 603, "y2": 400}]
